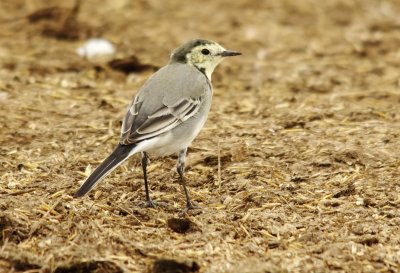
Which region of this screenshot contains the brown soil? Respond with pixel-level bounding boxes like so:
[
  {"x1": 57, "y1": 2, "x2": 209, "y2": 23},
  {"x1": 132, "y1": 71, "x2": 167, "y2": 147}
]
[{"x1": 1, "y1": 0, "x2": 399, "y2": 272}]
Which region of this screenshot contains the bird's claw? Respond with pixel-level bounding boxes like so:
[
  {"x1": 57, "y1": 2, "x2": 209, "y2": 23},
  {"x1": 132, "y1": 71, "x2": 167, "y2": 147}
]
[
  {"x1": 141, "y1": 199, "x2": 157, "y2": 208},
  {"x1": 141, "y1": 199, "x2": 168, "y2": 209},
  {"x1": 185, "y1": 201, "x2": 201, "y2": 211}
]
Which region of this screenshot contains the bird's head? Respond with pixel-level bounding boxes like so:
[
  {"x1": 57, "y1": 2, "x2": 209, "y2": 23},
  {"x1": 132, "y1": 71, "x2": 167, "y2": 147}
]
[{"x1": 170, "y1": 39, "x2": 241, "y2": 80}]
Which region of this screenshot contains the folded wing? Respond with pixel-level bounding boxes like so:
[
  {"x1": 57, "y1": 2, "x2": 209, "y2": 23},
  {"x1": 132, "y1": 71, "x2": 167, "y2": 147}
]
[{"x1": 120, "y1": 96, "x2": 202, "y2": 144}]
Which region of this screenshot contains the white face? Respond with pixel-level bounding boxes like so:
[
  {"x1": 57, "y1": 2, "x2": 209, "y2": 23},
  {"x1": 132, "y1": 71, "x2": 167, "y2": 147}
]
[{"x1": 186, "y1": 43, "x2": 226, "y2": 79}]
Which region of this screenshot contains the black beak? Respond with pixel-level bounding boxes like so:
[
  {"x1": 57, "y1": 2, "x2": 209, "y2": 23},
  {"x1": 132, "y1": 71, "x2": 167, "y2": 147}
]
[{"x1": 220, "y1": 50, "x2": 242, "y2": 57}]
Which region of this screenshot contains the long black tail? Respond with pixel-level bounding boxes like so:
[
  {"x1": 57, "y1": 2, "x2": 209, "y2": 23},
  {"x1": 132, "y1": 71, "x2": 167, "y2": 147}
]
[{"x1": 74, "y1": 144, "x2": 136, "y2": 197}]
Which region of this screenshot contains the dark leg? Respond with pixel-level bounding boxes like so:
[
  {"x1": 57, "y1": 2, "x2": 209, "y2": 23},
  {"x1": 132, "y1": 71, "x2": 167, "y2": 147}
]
[
  {"x1": 177, "y1": 148, "x2": 199, "y2": 210},
  {"x1": 141, "y1": 152, "x2": 156, "y2": 208}
]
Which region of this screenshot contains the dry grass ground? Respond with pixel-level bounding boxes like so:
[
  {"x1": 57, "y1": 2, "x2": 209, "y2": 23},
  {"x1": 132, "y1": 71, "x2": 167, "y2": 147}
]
[{"x1": 0, "y1": 0, "x2": 399, "y2": 272}]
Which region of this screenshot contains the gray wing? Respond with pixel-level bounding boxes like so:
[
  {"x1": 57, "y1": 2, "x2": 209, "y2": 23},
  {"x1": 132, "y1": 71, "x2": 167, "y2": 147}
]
[{"x1": 120, "y1": 63, "x2": 211, "y2": 145}]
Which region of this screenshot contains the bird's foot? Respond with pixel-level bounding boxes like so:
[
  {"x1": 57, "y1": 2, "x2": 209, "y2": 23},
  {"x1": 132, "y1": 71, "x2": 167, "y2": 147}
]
[
  {"x1": 140, "y1": 199, "x2": 167, "y2": 209},
  {"x1": 185, "y1": 201, "x2": 201, "y2": 211},
  {"x1": 141, "y1": 199, "x2": 157, "y2": 208},
  {"x1": 179, "y1": 201, "x2": 202, "y2": 216}
]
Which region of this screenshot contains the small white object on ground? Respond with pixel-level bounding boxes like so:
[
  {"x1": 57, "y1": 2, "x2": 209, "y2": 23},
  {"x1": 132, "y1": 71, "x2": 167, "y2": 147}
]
[
  {"x1": 76, "y1": 38, "x2": 116, "y2": 58},
  {"x1": 0, "y1": 91, "x2": 9, "y2": 101}
]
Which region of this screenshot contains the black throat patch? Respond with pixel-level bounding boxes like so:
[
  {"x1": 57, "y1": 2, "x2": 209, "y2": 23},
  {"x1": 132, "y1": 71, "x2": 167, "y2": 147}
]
[
  {"x1": 194, "y1": 65, "x2": 212, "y2": 89},
  {"x1": 197, "y1": 66, "x2": 206, "y2": 76}
]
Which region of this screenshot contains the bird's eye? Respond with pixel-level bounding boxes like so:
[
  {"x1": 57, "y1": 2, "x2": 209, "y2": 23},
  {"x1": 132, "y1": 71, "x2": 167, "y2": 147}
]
[{"x1": 201, "y1": 49, "x2": 210, "y2": 55}]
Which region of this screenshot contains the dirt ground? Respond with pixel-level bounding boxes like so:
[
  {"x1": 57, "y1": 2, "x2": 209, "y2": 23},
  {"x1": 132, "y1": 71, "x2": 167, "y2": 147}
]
[{"x1": 0, "y1": 0, "x2": 399, "y2": 272}]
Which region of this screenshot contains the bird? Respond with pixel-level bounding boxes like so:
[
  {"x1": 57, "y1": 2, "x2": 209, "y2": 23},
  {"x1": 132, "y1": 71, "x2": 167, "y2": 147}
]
[{"x1": 74, "y1": 39, "x2": 241, "y2": 210}]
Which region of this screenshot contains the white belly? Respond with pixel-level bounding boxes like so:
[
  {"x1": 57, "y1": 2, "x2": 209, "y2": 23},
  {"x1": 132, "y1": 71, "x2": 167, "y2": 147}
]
[
  {"x1": 128, "y1": 114, "x2": 208, "y2": 157},
  {"x1": 146, "y1": 112, "x2": 208, "y2": 156}
]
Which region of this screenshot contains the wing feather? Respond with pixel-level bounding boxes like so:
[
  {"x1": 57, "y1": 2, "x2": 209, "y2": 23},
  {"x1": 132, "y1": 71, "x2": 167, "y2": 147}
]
[{"x1": 121, "y1": 97, "x2": 202, "y2": 144}]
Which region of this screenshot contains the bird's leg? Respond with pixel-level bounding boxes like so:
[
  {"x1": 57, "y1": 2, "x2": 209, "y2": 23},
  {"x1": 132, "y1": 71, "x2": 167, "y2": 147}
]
[
  {"x1": 141, "y1": 152, "x2": 156, "y2": 208},
  {"x1": 177, "y1": 148, "x2": 199, "y2": 210}
]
